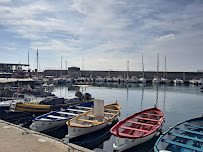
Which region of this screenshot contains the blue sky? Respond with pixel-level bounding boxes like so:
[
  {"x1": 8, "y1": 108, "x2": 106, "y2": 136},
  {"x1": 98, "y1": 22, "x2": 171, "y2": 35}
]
[{"x1": 0, "y1": 0, "x2": 203, "y2": 72}]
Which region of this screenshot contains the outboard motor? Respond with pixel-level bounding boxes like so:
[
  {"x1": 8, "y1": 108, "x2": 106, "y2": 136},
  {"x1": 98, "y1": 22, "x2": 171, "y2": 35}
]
[{"x1": 75, "y1": 91, "x2": 82, "y2": 101}]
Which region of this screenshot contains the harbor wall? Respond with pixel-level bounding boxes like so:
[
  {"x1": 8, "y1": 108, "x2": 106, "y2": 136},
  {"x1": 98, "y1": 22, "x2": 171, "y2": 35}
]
[{"x1": 42, "y1": 70, "x2": 203, "y2": 81}]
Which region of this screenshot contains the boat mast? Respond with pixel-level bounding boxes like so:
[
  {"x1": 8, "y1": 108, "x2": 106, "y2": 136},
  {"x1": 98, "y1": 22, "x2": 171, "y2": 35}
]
[
  {"x1": 127, "y1": 60, "x2": 129, "y2": 78},
  {"x1": 165, "y1": 56, "x2": 167, "y2": 78},
  {"x1": 157, "y1": 52, "x2": 159, "y2": 75},
  {"x1": 142, "y1": 52, "x2": 144, "y2": 78},
  {"x1": 28, "y1": 51, "x2": 29, "y2": 70},
  {"x1": 37, "y1": 48, "x2": 38, "y2": 76},
  {"x1": 60, "y1": 55, "x2": 63, "y2": 77}
]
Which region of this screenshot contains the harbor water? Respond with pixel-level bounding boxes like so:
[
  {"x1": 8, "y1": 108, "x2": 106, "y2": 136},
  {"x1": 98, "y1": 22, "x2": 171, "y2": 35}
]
[
  {"x1": 1, "y1": 82, "x2": 202, "y2": 152},
  {"x1": 49, "y1": 82, "x2": 203, "y2": 152}
]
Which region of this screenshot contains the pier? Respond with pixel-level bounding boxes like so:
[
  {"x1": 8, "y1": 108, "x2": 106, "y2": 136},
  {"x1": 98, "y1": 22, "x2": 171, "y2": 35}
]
[{"x1": 0, "y1": 120, "x2": 93, "y2": 152}]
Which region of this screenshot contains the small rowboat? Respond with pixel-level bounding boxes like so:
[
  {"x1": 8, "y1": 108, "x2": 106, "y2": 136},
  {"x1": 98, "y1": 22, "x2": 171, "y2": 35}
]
[
  {"x1": 65, "y1": 103, "x2": 121, "y2": 139},
  {"x1": 29, "y1": 101, "x2": 93, "y2": 132},
  {"x1": 110, "y1": 107, "x2": 164, "y2": 151},
  {"x1": 154, "y1": 116, "x2": 203, "y2": 152}
]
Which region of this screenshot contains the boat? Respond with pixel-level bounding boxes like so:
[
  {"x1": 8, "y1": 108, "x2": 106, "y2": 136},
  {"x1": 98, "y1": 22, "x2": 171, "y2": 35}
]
[
  {"x1": 152, "y1": 53, "x2": 161, "y2": 84},
  {"x1": 65, "y1": 102, "x2": 121, "y2": 139},
  {"x1": 129, "y1": 76, "x2": 139, "y2": 83},
  {"x1": 139, "y1": 52, "x2": 147, "y2": 83},
  {"x1": 189, "y1": 79, "x2": 201, "y2": 85},
  {"x1": 154, "y1": 116, "x2": 203, "y2": 152},
  {"x1": 173, "y1": 78, "x2": 184, "y2": 84},
  {"x1": 29, "y1": 101, "x2": 93, "y2": 132},
  {"x1": 110, "y1": 107, "x2": 164, "y2": 151},
  {"x1": 11, "y1": 96, "x2": 88, "y2": 114}
]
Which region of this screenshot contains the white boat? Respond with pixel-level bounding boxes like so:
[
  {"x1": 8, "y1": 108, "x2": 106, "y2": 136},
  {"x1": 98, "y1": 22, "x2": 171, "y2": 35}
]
[
  {"x1": 65, "y1": 102, "x2": 121, "y2": 139},
  {"x1": 173, "y1": 78, "x2": 184, "y2": 84},
  {"x1": 139, "y1": 77, "x2": 147, "y2": 83},
  {"x1": 161, "y1": 77, "x2": 170, "y2": 84},
  {"x1": 153, "y1": 76, "x2": 161, "y2": 83},
  {"x1": 129, "y1": 76, "x2": 139, "y2": 83},
  {"x1": 139, "y1": 52, "x2": 147, "y2": 83},
  {"x1": 189, "y1": 79, "x2": 201, "y2": 85},
  {"x1": 29, "y1": 101, "x2": 93, "y2": 132}
]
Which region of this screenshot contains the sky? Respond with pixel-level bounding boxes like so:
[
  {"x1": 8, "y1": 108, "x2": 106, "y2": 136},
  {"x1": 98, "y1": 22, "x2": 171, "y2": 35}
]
[{"x1": 0, "y1": 0, "x2": 203, "y2": 72}]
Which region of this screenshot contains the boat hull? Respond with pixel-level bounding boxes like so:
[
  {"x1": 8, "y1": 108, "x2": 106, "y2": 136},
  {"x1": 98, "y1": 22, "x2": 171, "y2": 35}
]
[
  {"x1": 30, "y1": 119, "x2": 67, "y2": 132},
  {"x1": 66, "y1": 115, "x2": 119, "y2": 139},
  {"x1": 113, "y1": 129, "x2": 160, "y2": 151}
]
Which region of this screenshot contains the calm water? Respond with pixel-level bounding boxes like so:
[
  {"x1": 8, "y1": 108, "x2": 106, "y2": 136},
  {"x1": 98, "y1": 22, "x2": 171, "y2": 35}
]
[{"x1": 50, "y1": 82, "x2": 203, "y2": 152}]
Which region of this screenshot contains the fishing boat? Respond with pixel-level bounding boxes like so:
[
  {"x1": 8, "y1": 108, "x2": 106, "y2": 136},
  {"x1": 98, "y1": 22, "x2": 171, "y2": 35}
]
[
  {"x1": 29, "y1": 101, "x2": 93, "y2": 132},
  {"x1": 154, "y1": 116, "x2": 203, "y2": 152},
  {"x1": 110, "y1": 107, "x2": 164, "y2": 151},
  {"x1": 11, "y1": 96, "x2": 88, "y2": 114},
  {"x1": 65, "y1": 101, "x2": 121, "y2": 139}
]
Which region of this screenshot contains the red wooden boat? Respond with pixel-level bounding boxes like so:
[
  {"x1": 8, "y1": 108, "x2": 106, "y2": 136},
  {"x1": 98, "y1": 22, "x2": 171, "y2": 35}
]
[{"x1": 110, "y1": 107, "x2": 164, "y2": 151}]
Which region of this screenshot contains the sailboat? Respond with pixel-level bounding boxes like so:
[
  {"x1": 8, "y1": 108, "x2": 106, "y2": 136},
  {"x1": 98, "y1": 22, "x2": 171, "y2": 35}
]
[
  {"x1": 152, "y1": 52, "x2": 161, "y2": 83},
  {"x1": 139, "y1": 52, "x2": 147, "y2": 83},
  {"x1": 161, "y1": 56, "x2": 170, "y2": 84}
]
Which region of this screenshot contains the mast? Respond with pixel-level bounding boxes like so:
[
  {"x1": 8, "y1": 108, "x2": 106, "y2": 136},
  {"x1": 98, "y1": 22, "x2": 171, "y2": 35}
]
[
  {"x1": 127, "y1": 60, "x2": 129, "y2": 78},
  {"x1": 142, "y1": 52, "x2": 144, "y2": 78},
  {"x1": 60, "y1": 55, "x2": 63, "y2": 77},
  {"x1": 157, "y1": 52, "x2": 159, "y2": 75},
  {"x1": 28, "y1": 51, "x2": 29, "y2": 70},
  {"x1": 37, "y1": 48, "x2": 38, "y2": 76},
  {"x1": 165, "y1": 56, "x2": 167, "y2": 78}
]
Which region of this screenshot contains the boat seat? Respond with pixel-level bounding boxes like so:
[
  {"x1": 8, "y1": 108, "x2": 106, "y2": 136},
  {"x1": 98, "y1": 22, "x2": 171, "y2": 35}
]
[
  {"x1": 105, "y1": 109, "x2": 119, "y2": 112},
  {"x1": 168, "y1": 132, "x2": 203, "y2": 143},
  {"x1": 67, "y1": 109, "x2": 87, "y2": 113},
  {"x1": 40, "y1": 118, "x2": 52, "y2": 121},
  {"x1": 117, "y1": 132, "x2": 140, "y2": 138},
  {"x1": 135, "y1": 117, "x2": 160, "y2": 122},
  {"x1": 47, "y1": 115, "x2": 67, "y2": 119},
  {"x1": 185, "y1": 123, "x2": 203, "y2": 129},
  {"x1": 77, "y1": 119, "x2": 102, "y2": 124},
  {"x1": 104, "y1": 112, "x2": 115, "y2": 115},
  {"x1": 126, "y1": 120, "x2": 156, "y2": 127},
  {"x1": 75, "y1": 106, "x2": 93, "y2": 110},
  {"x1": 142, "y1": 112, "x2": 161, "y2": 117},
  {"x1": 85, "y1": 114, "x2": 108, "y2": 120},
  {"x1": 119, "y1": 125, "x2": 150, "y2": 133},
  {"x1": 57, "y1": 111, "x2": 79, "y2": 116},
  {"x1": 69, "y1": 122, "x2": 92, "y2": 127},
  {"x1": 175, "y1": 128, "x2": 203, "y2": 136},
  {"x1": 161, "y1": 139, "x2": 203, "y2": 152}
]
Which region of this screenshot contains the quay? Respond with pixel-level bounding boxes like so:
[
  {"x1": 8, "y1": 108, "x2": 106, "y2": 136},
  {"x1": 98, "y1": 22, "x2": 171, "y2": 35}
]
[{"x1": 0, "y1": 120, "x2": 93, "y2": 152}]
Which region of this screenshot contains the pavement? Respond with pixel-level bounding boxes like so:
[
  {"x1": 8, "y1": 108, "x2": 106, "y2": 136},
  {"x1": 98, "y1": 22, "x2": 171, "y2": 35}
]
[{"x1": 0, "y1": 120, "x2": 93, "y2": 152}]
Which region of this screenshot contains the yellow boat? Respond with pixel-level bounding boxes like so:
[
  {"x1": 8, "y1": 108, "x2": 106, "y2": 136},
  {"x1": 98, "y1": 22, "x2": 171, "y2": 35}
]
[
  {"x1": 66, "y1": 102, "x2": 121, "y2": 139},
  {"x1": 12, "y1": 97, "x2": 92, "y2": 114}
]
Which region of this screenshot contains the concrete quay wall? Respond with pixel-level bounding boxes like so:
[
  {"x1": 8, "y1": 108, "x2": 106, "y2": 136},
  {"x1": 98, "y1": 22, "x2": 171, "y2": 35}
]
[{"x1": 42, "y1": 70, "x2": 203, "y2": 81}]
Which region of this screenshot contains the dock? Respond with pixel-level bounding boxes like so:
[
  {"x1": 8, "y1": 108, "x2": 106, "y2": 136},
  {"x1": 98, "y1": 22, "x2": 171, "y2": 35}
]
[{"x1": 0, "y1": 120, "x2": 93, "y2": 152}]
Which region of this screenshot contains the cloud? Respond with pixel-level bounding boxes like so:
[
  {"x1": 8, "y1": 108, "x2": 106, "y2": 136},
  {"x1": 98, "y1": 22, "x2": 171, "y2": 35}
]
[{"x1": 0, "y1": 0, "x2": 203, "y2": 72}]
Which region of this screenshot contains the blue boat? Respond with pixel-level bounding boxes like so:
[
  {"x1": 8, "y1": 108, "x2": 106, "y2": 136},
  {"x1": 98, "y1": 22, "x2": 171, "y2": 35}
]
[
  {"x1": 154, "y1": 116, "x2": 203, "y2": 152},
  {"x1": 29, "y1": 101, "x2": 93, "y2": 132}
]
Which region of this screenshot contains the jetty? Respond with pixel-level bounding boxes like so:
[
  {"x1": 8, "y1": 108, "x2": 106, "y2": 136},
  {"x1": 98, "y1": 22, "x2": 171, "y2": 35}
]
[{"x1": 0, "y1": 120, "x2": 93, "y2": 152}]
